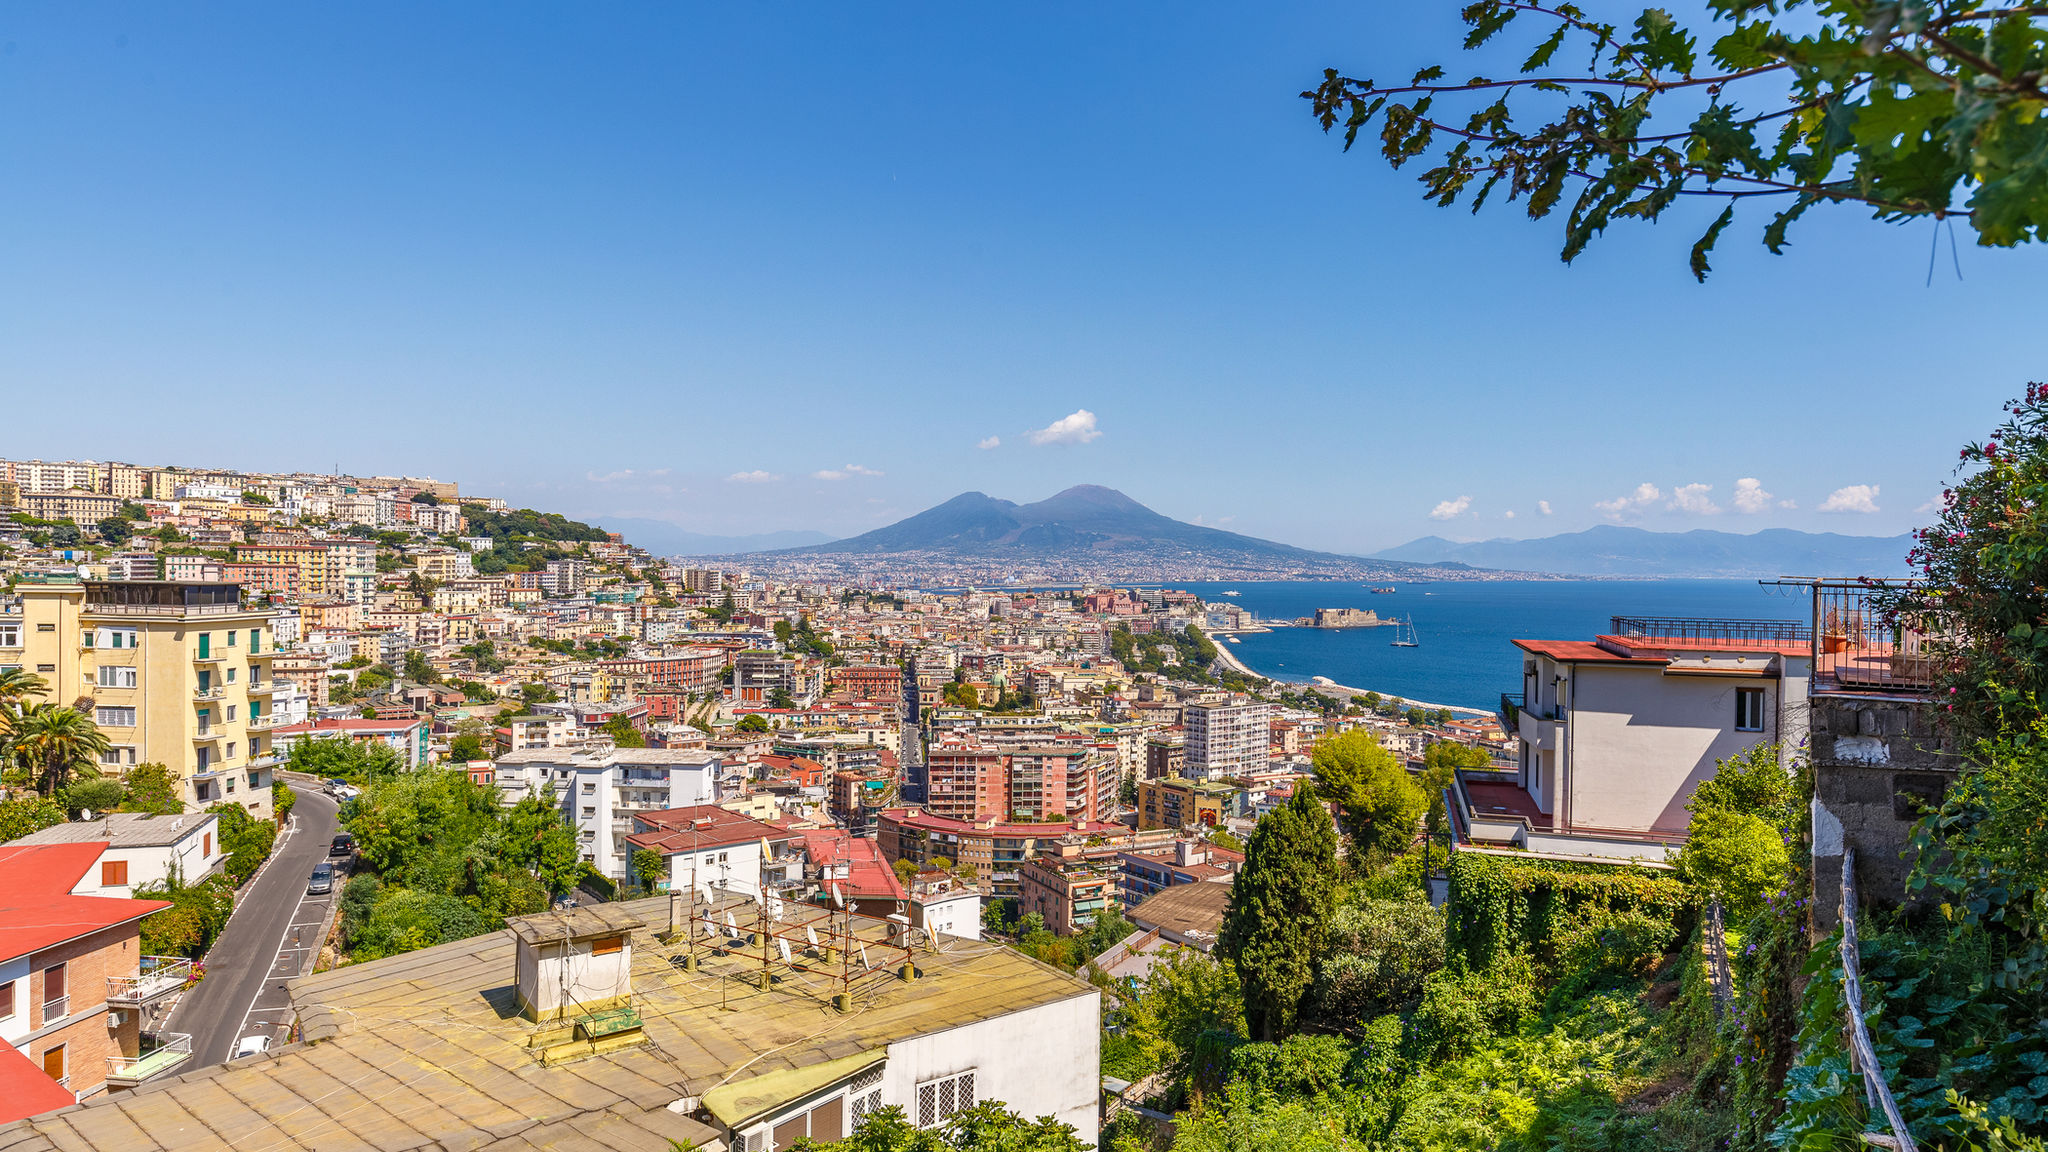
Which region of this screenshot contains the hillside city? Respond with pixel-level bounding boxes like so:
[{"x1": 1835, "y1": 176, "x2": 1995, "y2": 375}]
[{"x1": 11, "y1": 0, "x2": 2048, "y2": 1146}]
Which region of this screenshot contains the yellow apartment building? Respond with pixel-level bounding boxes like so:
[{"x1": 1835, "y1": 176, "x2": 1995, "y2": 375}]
[
  {"x1": 236, "y1": 543, "x2": 326, "y2": 593},
  {"x1": 3, "y1": 578, "x2": 282, "y2": 817},
  {"x1": 1136, "y1": 776, "x2": 1234, "y2": 831}
]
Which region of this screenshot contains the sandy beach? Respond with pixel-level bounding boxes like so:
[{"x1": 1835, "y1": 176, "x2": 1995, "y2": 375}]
[{"x1": 1206, "y1": 633, "x2": 1492, "y2": 718}]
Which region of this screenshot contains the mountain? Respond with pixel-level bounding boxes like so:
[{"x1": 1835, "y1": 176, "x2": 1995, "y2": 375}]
[
  {"x1": 761, "y1": 485, "x2": 1476, "y2": 579},
  {"x1": 1371, "y1": 526, "x2": 1914, "y2": 578},
  {"x1": 595, "y1": 518, "x2": 836, "y2": 557}
]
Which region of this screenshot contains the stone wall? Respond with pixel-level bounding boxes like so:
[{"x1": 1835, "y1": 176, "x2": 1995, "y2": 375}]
[{"x1": 1808, "y1": 692, "x2": 1963, "y2": 930}]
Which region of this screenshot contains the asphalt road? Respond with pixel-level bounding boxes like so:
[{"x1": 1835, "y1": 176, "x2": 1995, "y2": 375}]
[{"x1": 167, "y1": 782, "x2": 340, "y2": 1068}]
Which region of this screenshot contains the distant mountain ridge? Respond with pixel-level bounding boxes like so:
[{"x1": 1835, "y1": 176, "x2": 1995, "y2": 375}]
[
  {"x1": 595, "y1": 519, "x2": 836, "y2": 557},
  {"x1": 1372, "y1": 525, "x2": 1914, "y2": 577},
  {"x1": 761, "y1": 485, "x2": 1476, "y2": 579}
]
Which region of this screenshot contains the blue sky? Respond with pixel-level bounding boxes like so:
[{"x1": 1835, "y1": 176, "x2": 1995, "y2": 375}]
[{"x1": 3, "y1": 3, "x2": 2039, "y2": 553}]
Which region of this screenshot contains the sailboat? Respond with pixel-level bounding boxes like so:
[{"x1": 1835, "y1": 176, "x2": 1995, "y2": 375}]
[{"x1": 1389, "y1": 617, "x2": 1420, "y2": 647}]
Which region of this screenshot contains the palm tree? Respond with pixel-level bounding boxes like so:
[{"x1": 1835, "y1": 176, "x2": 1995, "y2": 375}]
[
  {"x1": 0, "y1": 668, "x2": 49, "y2": 707},
  {"x1": 13, "y1": 704, "x2": 110, "y2": 797}
]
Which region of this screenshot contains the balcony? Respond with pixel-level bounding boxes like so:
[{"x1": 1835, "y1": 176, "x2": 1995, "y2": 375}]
[
  {"x1": 1498, "y1": 692, "x2": 1522, "y2": 733},
  {"x1": 107, "y1": 956, "x2": 194, "y2": 1006},
  {"x1": 1608, "y1": 615, "x2": 1813, "y2": 646},
  {"x1": 86, "y1": 600, "x2": 250, "y2": 618},
  {"x1": 247, "y1": 752, "x2": 284, "y2": 770},
  {"x1": 194, "y1": 685, "x2": 226, "y2": 701},
  {"x1": 105, "y1": 1032, "x2": 193, "y2": 1087},
  {"x1": 1809, "y1": 580, "x2": 1939, "y2": 695},
  {"x1": 193, "y1": 729, "x2": 217, "y2": 743},
  {"x1": 248, "y1": 714, "x2": 285, "y2": 732},
  {"x1": 42, "y1": 994, "x2": 67, "y2": 1022},
  {"x1": 246, "y1": 681, "x2": 282, "y2": 696},
  {"x1": 192, "y1": 651, "x2": 227, "y2": 665}
]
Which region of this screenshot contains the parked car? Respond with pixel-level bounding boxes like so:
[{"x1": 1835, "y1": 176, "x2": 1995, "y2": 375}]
[
  {"x1": 234, "y1": 1034, "x2": 271, "y2": 1060},
  {"x1": 324, "y1": 778, "x2": 348, "y2": 794},
  {"x1": 308, "y1": 863, "x2": 334, "y2": 895},
  {"x1": 330, "y1": 833, "x2": 355, "y2": 857}
]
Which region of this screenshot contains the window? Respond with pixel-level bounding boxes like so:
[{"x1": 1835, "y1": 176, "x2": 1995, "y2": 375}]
[
  {"x1": 227, "y1": 777, "x2": 236, "y2": 793},
  {"x1": 0, "y1": 980, "x2": 13, "y2": 1019},
  {"x1": 848, "y1": 1067, "x2": 884, "y2": 1127},
  {"x1": 227, "y1": 630, "x2": 238, "y2": 647},
  {"x1": 204, "y1": 833, "x2": 212, "y2": 856},
  {"x1": 591, "y1": 934, "x2": 624, "y2": 956},
  {"x1": 582, "y1": 806, "x2": 596, "y2": 819},
  {"x1": 100, "y1": 745, "x2": 136, "y2": 766},
  {"x1": 582, "y1": 782, "x2": 596, "y2": 795},
  {"x1": 0, "y1": 624, "x2": 18, "y2": 648},
  {"x1": 226, "y1": 667, "x2": 237, "y2": 683},
  {"x1": 35, "y1": 663, "x2": 54, "y2": 673},
  {"x1": 95, "y1": 706, "x2": 136, "y2": 727},
  {"x1": 226, "y1": 705, "x2": 238, "y2": 722},
  {"x1": 250, "y1": 629, "x2": 262, "y2": 654},
  {"x1": 97, "y1": 665, "x2": 137, "y2": 689},
  {"x1": 1735, "y1": 688, "x2": 1767, "y2": 732},
  {"x1": 226, "y1": 742, "x2": 237, "y2": 760},
  {"x1": 42, "y1": 964, "x2": 66, "y2": 1021},
  {"x1": 36, "y1": 623, "x2": 55, "y2": 632},
  {"x1": 42, "y1": 1044, "x2": 64, "y2": 1085},
  {"x1": 915, "y1": 1070, "x2": 975, "y2": 1128},
  {"x1": 102, "y1": 860, "x2": 128, "y2": 887}
]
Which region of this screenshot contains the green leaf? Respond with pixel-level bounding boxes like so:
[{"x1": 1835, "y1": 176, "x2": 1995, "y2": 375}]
[
  {"x1": 1762, "y1": 194, "x2": 1817, "y2": 254},
  {"x1": 1710, "y1": 22, "x2": 1774, "y2": 70},
  {"x1": 1690, "y1": 203, "x2": 1735, "y2": 281},
  {"x1": 1411, "y1": 64, "x2": 1445, "y2": 86},
  {"x1": 1522, "y1": 24, "x2": 1569, "y2": 72}
]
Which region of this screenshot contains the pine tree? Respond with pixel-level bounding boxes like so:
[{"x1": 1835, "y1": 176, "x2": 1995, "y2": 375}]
[{"x1": 1217, "y1": 789, "x2": 1338, "y2": 1041}]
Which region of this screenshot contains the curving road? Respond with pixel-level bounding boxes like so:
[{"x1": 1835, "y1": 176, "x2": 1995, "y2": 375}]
[{"x1": 166, "y1": 782, "x2": 340, "y2": 1067}]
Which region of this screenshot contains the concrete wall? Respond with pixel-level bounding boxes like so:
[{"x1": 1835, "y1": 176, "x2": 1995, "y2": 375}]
[
  {"x1": 1568, "y1": 665, "x2": 1782, "y2": 835},
  {"x1": 883, "y1": 990, "x2": 1101, "y2": 1147},
  {"x1": 1808, "y1": 693, "x2": 1962, "y2": 929}
]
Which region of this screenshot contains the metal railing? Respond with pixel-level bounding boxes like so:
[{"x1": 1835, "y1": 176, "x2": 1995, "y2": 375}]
[
  {"x1": 107, "y1": 957, "x2": 195, "y2": 1005},
  {"x1": 85, "y1": 602, "x2": 250, "y2": 618},
  {"x1": 1499, "y1": 692, "x2": 1522, "y2": 731},
  {"x1": 1811, "y1": 580, "x2": 1939, "y2": 694},
  {"x1": 42, "y1": 994, "x2": 67, "y2": 1022},
  {"x1": 194, "y1": 686, "x2": 226, "y2": 700},
  {"x1": 105, "y1": 1032, "x2": 193, "y2": 1084},
  {"x1": 1609, "y1": 616, "x2": 1812, "y2": 644}
]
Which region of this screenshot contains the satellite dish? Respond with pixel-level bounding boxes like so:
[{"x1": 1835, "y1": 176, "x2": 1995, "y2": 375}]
[{"x1": 81, "y1": 809, "x2": 93, "y2": 821}]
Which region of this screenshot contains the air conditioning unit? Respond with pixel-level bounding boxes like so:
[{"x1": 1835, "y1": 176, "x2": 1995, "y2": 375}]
[{"x1": 107, "y1": 1010, "x2": 126, "y2": 1028}]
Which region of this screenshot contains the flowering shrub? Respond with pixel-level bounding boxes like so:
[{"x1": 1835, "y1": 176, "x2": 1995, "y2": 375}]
[{"x1": 1902, "y1": 382, "x2": 2048, "y2": 735}]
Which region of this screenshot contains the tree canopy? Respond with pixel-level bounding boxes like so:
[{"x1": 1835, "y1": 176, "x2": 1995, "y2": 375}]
[
  {"x1": 1308, "y1": 1, "x2": 2048, "y2": 279},
  {"x1": 1218, "y1": 788, "x2": 1340, "y2": 1042},
  {"x1": 1312, "y1": 730, "x2": 1427, "y2": 864}
]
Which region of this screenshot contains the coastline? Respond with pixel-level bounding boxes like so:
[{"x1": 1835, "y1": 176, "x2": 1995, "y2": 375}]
[{"x1": 1208, "y1": 630, "x2": 1493, "y2": 718}]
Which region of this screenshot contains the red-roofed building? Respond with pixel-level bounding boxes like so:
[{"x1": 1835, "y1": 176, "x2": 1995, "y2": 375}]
[
  {"x1": 273, "y1": 716, "x2": 432, "y2": 769},
  {"x1": 875, "y1": 808, "x2": 1155, "y2": 899},
  {"x1": 1474, "y1": 615, "x2": 1814, "y2": 862},
  {"x1": 0, "y1": 843, "x2": 183, "y2": 1118},
  {"x1": 625, "y1": 806, "x2": 802, "y2": 900}
]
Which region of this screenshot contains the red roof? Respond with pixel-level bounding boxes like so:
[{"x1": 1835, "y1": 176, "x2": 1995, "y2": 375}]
[
  {"x1": 1512, "y1": 639, "x2": 1667, "y2": 664},
  {"x1": 0, "y1": 842, "x2": 171, "y2": 964},
  {"x1": 0, "y1": 1043, "x2": 78, "y2": 1125},
  {"x1": 276, "y1": 717, "x2": 426, "y2": 735},
  {"x1": 625, "y1": 805, "x2": 799, "y2": 854},
  {"x1": 799, "y1": 829, "x2": 905, "y2": 902},
  {"x1": 878, "y1": 808, "x2": 1124, "y2": 839}
]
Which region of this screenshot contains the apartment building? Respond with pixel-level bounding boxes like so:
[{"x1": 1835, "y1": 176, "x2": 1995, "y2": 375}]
[
  {"x1": 19, "y1": 492, "x2": 119, "y2": 523},
  {"x1": 596, "y1": 649, "x2": 726, "y2": 694},
  {"x1": 1184, "y1": 700, "x2": 1272, "y2": 779},
  {"x1": 233, "y1": 544, "x2": 325, "y2": 593},
  {"x1": 828, "y1": 664, "x2": 903, "y2": 709},
  {"x1": 1117, "y1": 838, "x2": 1241, "y2": 903},
  {"x1": 923, "y1": 737, "x2": 1112, "y2": 824},
  {"x1": 1475, "y1": 614, "x2": 1815, "y2": 861},
  {"x1": 1018, "y1": 848, "x2": 1116, "y2": 935},
  {"x1": 0, "y1": 842, "x2": 186, "y2": 1122},
  {"x1": 493, "y1": 746, "x2": 722, "y2": 878},
  {"x1": 1137, "y1": 776, "x2": 1235, "y2": 831},
  {"x1": 876, "y1": 808, "x2": 1139, "y2": 899},
  {"x1": 4, "y1": 579, "x2": 280, "y2": 816},
  {"x1": 735, "y1": 651, "x2": 797, "y2": 705}
]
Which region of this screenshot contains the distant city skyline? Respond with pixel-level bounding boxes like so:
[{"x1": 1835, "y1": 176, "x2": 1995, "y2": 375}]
[{"x1": 6, "y1": 4, "x2": 2040, "y2": 553}]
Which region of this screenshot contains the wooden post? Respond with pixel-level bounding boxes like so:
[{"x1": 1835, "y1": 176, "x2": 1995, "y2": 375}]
[{"x1": 1840, "y1": 849, "x2": 1918, "y2": 1152}]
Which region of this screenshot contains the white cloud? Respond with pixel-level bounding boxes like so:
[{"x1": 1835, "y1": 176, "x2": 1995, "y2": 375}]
[
  {"x1": 1537, "y1": 501, "x2": 1553, "y2": 516},
  {"x1": 977, "y1": 436, "x2": 1001, "y2": 450},
  {"x1": 1027, "y1": 409, "x2": 1102, "y2": 446},
  {"x1": 811, "y1": 464, "x2": 885, "y2": 481},
  {"x1": 1429, "y1": 495, "x2": 1473, "y2": 521},
  {"x1": 1731, "y1": 478, "x2": 1773, "y2": 514},
  {"x1": 1819, "y1": 484, "x2": 1881, "y2": 514},
  {"x1": 1779, "y1": 499, "x2": 1798, "y2": 510},
  {"x1": 1504, "y1": 510, "x2": 1517, "y2": 520},
  {"x1": 1669, "y1": 483, "x2": 1721, "y2": 516},
  {"x1": 1594, "y1": 483, "x2": 1662, "y2": 519},
  {"x1": 727, "y1": 470, "x2": 781, "y2": 484},
  {"x1": 1914, "y1": 496, "x2": 1947, "y2": 515}
]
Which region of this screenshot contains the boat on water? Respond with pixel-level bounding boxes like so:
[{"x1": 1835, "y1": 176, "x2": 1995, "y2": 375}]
[
  {"x1": 1222, "y1": 590, "x2": 1241, "y2": 597},
  {"x1": 1226, "y1": 636, "x2": 1241, "y2": 644},
  {"x1": 1366, "y1": 585, "x2": 1397, "y2": 594},
  {"x1": 1389, "y1": 617, "x2": 1420, "y2": 647}
]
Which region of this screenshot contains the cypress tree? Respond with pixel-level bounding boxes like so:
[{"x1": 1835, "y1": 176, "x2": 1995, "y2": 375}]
[{"x1": 1217, "y1": 788, "x2": 1339, "y2": 1041}]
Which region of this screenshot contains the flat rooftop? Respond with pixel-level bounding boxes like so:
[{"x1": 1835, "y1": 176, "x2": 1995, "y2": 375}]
[
  {"x1": 0, "y1": 894, "x2": 1093, "y2": 1152},
  {"x1": 6, "y1": 811, "x2": 212, "y2": 850}
]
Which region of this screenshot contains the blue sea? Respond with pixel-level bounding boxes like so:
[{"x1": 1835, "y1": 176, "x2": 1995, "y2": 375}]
[{"x1": 1183, "y1": 580, "x2": 1813, "y2": 712}]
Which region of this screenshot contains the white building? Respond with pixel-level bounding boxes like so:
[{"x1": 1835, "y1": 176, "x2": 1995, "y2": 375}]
[
  {"x1": 1183, "y1": 700, "x2": 1271, "y2": 780},
  {"x1": 625, "y1": 804, "x2": 803, "y2": 900},
  {"x1": 5, "y1": 812, "x2": 224, "y2": 898},
  {"x1": 1469, "y1": 616, "x2": 1813, "y2": 862},
  {"x1": 492, "y1": 746, "x2": 722, "y2": 878}
]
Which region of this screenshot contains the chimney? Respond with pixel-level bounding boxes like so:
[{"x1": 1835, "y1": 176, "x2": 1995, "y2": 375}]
[{"x1": 1176, "y1": 839, "x2": 1205, "y2": 867}]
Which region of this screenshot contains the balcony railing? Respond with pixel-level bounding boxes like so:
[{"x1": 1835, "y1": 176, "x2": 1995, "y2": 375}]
[
  {"x1": 248, "y1": 714, "x2": 285, "y2": 731},
  {"x1": 192, "y1": 651, "x2": 227, "y2": 664},
  {"x1": 86, "y1": 601, "x2": 250, "y2": 618},
  {"x1": 105, "y1": 1032, "x2": 193, "y2": 1086},
  {"x1": 107, "y1": 957, "x2": 194, "y2": 1006},
  {"x1": 1609, "y1": 615, "x2": 1812, "y2": 644},
  {"x1": 194, "y1": 686, "x2": 226, "y2": 701},
  {"x1": 1810, "y1": 579, "x2": 1939, "y2": 694},
  {"x1": 246, "y1": 682, "x2": 281, "y2": 696},
  {"x1": 42, "y1": 994, "x2": 67, "y2": 1022},
  {"x1": 1499, "y1": 692, "x2": 1522, "y2": 731},
  {"x1": 247, "y1": 752, "x2": 284, "y2": 769}
]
